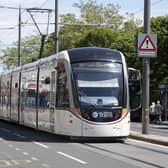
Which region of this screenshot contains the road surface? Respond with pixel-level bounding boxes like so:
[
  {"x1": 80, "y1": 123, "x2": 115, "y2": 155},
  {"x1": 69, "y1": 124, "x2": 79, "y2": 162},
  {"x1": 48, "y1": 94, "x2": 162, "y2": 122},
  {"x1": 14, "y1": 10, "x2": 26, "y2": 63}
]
[{"x1": 0, "y1": 121, "x2": 167, "y2": 168}]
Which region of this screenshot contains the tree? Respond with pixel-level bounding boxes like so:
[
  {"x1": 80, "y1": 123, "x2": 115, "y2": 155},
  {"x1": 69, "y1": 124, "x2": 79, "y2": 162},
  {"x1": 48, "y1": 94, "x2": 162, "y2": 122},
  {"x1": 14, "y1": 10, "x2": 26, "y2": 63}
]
[
  {"x1": 150, "y1": 16, "x2": 168, "y2": 89},
  {"x1": 2, "y1": 35, "x2": 40, "y2": 68},
  {"x1": 56, "y1": 0, "x2": 128, "y2": 51},
  {"x1": 73, "y1": 0, "x2": 124, "y2": 29},
  {"x1": 60, "y1": 13, "x2": 81, "y2": 25},
  {"x1": 2, "y1": 47, "x2": 18, "y2": 69},
  {"x1": 76, "y1": 28, "x2": 140, "y2": 68},
  {"x1": 123, "y1": 13, "x2": 142, "y2": 32}
]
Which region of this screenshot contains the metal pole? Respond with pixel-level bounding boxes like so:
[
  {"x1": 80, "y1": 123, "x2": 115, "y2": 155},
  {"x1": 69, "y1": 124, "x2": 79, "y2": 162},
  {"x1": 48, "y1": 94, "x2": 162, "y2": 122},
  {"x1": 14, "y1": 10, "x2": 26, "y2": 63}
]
[
  {"x1": 165, "y1": 91, "x2": 168, "y2": 121},
  {"x1": 39, "y1": 35, "x2": 46, "y2": 59},
  {"x1": 142, "y1": 0, "x2": 151, "y2": 134},
  {"x1": 35, "y1": 34, "x2": 46, "y2": 131},
  {"x1": 27, "y1": 10, "x2": 42, "y2": 35},
  {"x1": 18, "y1": 5, "x2": 21, "y2": 66},
  {"x1": 55, "y1": 0, "x2": 59, "y2": 53},
  {"x1": 18, "y1": 5, "x2": 21, "y2": 124}
]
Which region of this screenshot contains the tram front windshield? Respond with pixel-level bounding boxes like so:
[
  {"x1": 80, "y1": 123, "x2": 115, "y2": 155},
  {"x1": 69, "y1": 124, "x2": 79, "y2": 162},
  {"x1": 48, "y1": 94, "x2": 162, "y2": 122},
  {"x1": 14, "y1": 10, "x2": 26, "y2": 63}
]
[{"x1": 72, "y1": 61, "x2": 123, "y2": 108}]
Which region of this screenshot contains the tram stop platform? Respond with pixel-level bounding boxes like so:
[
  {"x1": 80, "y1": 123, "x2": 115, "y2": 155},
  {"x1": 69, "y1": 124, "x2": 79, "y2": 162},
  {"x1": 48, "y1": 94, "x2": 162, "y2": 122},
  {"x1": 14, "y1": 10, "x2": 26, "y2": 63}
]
[{"x1": 129, "y1": 122, "x2": 168, "y2": 146}]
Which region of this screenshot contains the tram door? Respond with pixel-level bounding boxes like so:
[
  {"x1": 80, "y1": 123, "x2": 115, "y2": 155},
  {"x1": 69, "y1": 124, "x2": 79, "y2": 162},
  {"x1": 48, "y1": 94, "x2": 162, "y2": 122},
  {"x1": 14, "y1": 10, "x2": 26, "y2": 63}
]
[
  {"x1": 1, "y1": 74, "x2": 11, "y2": 120},
  {"x1": 38, "y1": 61, "x2": 56, "y2": 132},
  {"x1": 55, "y1": 60, "x2": 81, "y2": 136},
  {"x1": 20, "y1": 67, "x2": 38, "y2": 127},
  {"x1": 55, "y1": 61, "x2": 70, "y2": 134},
  {"x1": 50, "y1": 71, "x2": 57, "y2": 132},
  {"x1": 11, "y1": 71, "x2": 20, "y2": 122}
]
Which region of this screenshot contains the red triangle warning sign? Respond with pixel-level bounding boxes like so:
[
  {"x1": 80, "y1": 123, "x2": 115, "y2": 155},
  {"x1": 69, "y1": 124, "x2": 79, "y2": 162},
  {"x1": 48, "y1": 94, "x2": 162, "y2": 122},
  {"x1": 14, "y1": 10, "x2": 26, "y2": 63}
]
[{"x1": 139, "y1": 35, "x2": 156, "y2": 51}]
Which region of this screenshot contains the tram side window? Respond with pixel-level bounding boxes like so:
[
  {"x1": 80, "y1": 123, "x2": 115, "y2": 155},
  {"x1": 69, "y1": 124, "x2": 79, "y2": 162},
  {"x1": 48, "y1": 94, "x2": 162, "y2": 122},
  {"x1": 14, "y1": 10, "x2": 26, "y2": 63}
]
[{"x1": 56, "y1": 62, "x2": 69, "y2": 107}]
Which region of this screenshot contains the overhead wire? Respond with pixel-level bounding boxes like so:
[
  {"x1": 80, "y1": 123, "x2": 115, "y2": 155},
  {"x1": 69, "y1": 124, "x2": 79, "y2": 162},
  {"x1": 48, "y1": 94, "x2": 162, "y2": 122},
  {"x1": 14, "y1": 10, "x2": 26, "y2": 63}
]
[
  {"x1": 0, "y1": 0, "x2": 54, "y2": 30},
  {"x1": 24, "y1": 0, "x2": 54, "y2": 25},
  {"x1": 0, "y1": 5, "x2": 26, "y2": 10},
  {"x1": 0, "y1": 0, "x2": 54, "y2": 47},
  {"x1": 133, "y1": 0, "x2": 165, "y2": 15},
  {"x1": 0, "y1": 7, "x2": 26, "y2": 44}
]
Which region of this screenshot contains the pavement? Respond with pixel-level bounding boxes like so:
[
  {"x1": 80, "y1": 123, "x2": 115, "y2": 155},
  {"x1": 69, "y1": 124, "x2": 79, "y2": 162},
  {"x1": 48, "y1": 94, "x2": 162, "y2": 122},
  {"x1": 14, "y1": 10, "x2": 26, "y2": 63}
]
[{"x1": 129, "y1": 121, "x2": 168, "y2": 146}]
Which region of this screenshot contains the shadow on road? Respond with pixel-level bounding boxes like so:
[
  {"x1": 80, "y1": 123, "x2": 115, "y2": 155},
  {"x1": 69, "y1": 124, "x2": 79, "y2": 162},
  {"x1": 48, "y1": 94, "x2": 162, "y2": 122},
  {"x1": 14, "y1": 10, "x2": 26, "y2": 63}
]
[{"x1": 0, "y1": 120, "x2": 124, "y2": 144}]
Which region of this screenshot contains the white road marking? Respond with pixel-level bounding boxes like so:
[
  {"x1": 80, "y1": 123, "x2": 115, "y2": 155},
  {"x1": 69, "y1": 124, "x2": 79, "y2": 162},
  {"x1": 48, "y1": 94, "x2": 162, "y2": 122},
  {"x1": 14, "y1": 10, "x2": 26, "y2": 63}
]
[
  {"x1": 57, "y1": 151, "x2": 87, "y2": 164},
  {"x1": 15, "y1": 148, "x2": 21, "y2": 151},
  {"x1": 22, "y1": 152, "x2": 29, "y2": 156},
  {"x1": 0, "y1": 128, "x2": 10, "y2": 133},
  {"x1": 33, "y1": 141, "x2": 49, "y2": 149},
  {"x1": 31, "y1": 157, "x2": 38, "y2": 161},
  {"x1": 13, "y1": 133, "x2": 27, "y2": 139},
  {"x1": 9, "y1": 144, "x2": 13, "y2": 147},
  {"x1": 41, "y1": 163, "x2": 50, "y2": 167},
  {"x1": 0, "y1": 160, "x2": 12, "y2": 166}
]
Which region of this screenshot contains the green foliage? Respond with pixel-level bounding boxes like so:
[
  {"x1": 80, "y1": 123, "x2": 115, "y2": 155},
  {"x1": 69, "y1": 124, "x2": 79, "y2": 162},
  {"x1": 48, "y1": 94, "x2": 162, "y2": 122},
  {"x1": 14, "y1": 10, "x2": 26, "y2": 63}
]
[
  {"x1": 21, "y1": 36, "x2": 40, "y2": 64},
  {"x1": 150, "y1": 16, "x2": 168, "y2": 89},
  {"x1": 43, "y1": 33, "x2": 55, "y2": 57},
  {"x1": 124, "y1": 13, "x2": 142, "y2": 32},
  {"x1": 73, "y1": 0, "x2": 124, "y2": 29},
  {"x1": 3, "y1": 47, "x2": 18, "y2": 68},
  {"x1": 60, "y1": 13, "x2": 82, "y2": 25},
  {"x1": 77, "y1": 28, "x2": 117, "y2": 47},
  {"x1": 2, "y1": 35, "x2": 40, "y2": 68}
]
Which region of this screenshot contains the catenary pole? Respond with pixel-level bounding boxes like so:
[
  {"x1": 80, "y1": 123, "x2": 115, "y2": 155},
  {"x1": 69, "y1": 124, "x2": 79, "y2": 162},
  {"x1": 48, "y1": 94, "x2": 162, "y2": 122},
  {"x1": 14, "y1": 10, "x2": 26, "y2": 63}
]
[
  {"x1": 55, "y1": 0, "x2": 59, "y2": 53},
  {"x1": 142, "y1": 0, "x2": 151, "y2": 134},
  {"x1": 18, "y1": 5, "x2": 21, "y2": 66},
  {"x1": 18, "y1": 5, "x2": 21, "y2": 124}
]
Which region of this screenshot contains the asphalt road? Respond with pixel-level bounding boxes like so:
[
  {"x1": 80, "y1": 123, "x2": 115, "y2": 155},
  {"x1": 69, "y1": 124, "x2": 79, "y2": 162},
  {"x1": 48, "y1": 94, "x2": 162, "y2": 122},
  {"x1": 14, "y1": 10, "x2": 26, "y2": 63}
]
[{"x1": 0, "y1": 121, "x2": 168, "y2": 168}]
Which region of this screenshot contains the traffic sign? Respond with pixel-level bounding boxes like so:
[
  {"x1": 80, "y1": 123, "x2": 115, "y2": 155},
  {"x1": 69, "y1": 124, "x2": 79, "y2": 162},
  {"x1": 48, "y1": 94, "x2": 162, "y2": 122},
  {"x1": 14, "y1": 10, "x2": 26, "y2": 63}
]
[{"x1": 137, "y1": 34, "x2": 157, "y2": 57}]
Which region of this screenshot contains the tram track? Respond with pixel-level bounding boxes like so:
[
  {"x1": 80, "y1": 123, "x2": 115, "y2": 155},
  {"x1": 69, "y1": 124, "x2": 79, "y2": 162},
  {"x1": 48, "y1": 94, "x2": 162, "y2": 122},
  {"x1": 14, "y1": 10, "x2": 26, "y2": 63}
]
[
  {"x1": 79, "y1": 141, "x2": 167, "y2": 168},
  {"x1": 124, "y1": 139, "x2": 168, "y2": 155}
]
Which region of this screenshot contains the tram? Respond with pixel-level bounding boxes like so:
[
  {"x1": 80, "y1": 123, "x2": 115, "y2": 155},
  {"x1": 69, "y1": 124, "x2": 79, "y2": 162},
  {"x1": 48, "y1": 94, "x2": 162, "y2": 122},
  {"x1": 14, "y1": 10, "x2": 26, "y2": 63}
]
[
  {"x1": 0, "y1": 47, "x2": 130, "y2": 138},
  {"x1": 128, "y1": 68, "x2": 142, "y2": 121}
]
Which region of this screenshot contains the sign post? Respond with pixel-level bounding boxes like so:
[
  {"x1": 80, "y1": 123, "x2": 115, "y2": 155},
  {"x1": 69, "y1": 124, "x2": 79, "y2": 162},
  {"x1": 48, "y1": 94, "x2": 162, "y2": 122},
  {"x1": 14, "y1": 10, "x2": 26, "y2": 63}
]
[
  {"x1": 137, "y1": 33, "x2": 157, "y2": 134},
  {"x1": 137, "y1": 0, "x2": 157, "y2": 134}
]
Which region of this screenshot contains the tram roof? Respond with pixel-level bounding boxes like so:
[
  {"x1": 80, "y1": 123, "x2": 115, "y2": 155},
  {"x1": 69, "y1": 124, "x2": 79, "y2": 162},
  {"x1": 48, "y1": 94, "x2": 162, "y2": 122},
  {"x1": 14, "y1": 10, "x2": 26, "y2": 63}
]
[
  {"x1": 40, "y1": 54, "x2": 57, "y2": 65},
  {"x1": 22, "y1": 54, "x2": 57, "y2": 70},
  {"x1": 68, "y1": 47, "x2": 123, "y2": 63}
]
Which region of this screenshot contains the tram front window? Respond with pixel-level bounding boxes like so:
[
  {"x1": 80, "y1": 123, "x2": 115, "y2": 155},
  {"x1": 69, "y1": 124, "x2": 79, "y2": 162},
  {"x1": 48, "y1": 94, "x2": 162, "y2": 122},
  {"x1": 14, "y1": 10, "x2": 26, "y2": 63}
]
[{"x1": 72, "y1": 61, "x2": 124, "y2": 122}]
